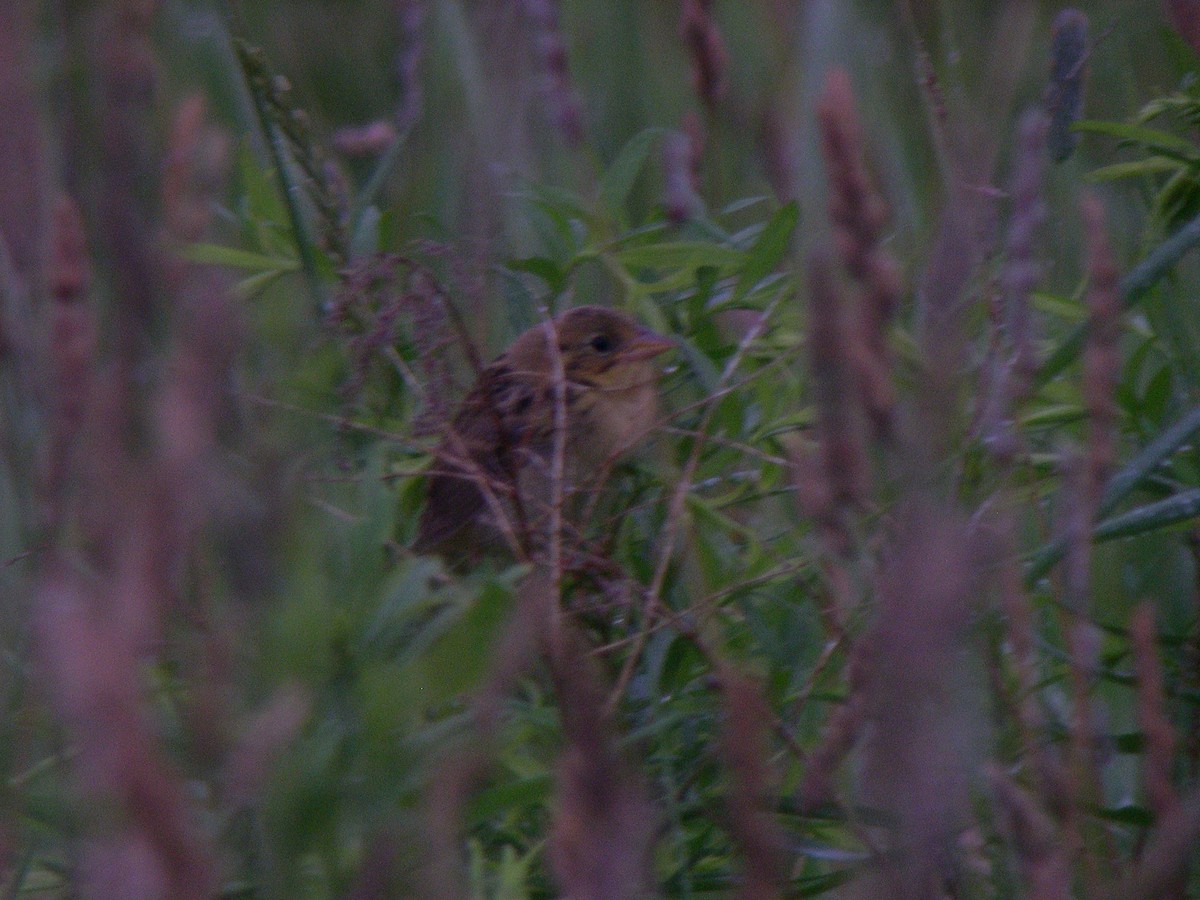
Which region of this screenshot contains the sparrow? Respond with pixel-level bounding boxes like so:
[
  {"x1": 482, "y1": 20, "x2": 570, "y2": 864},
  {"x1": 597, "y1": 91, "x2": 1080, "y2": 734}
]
[{"x1": 413, "y1": 306, "x2": 673, "y2": 564}]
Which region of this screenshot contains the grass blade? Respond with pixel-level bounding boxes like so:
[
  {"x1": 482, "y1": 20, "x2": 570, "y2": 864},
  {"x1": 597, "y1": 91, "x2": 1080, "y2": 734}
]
[
  {"x1": 1038, "y1": 210, "x2": 1200, "y2": 385},
  {"x1": 1092, "y1": 488, "x2": 1200, "y2": 542},
  {"x1": 1026, "y1": 404, "x2": 1200, "y2": 584}
]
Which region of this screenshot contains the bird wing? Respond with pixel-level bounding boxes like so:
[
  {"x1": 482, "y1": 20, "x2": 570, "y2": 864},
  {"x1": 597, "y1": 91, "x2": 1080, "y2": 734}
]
[{"x1": 413, "y1": 361, "x2": 540, "y2": 556}]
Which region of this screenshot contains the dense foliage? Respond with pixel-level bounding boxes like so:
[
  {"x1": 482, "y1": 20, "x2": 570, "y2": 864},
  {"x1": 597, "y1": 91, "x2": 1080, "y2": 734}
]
[{"x1": 3, "y1": 1, "x2": 1200, "y2": 897}]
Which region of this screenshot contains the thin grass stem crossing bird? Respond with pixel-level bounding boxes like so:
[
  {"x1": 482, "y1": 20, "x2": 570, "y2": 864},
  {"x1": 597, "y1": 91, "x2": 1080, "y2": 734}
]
[{"x1": 413, "y1": 306, "x2": 673, "y2": 565}]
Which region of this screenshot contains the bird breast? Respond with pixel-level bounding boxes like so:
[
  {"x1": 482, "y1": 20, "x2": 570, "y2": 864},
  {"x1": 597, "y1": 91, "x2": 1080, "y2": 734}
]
[{"x1": 569, "y1": 365, "x2": 660, "y2": 466}]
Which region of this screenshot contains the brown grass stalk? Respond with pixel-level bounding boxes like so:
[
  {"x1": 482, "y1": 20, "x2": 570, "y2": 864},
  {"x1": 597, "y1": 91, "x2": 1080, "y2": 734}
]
[
  {"x1": 518, "y1": 0, "x2": 585, "y2": 147},
  {"x1": 806, "y1": 247, "x2": 867, "y2": 513},
  {"x1": 39, "y1": 199, "x2": 97, "y2": 536},
  {"x1": 802, "y1": 247, "x2": 867, "y2": 584},
  {"x1": 1081, "y1": 195, "x2": 1121, "y2": 501},
  {"x1": 978, "y1": 109, "x2": 1049, "y2": 458},
  {"x1": 663, "y1": 121, "x2": 703, "y2": 225},
  {"x1": 796, "y1": 632, "x2": 869, "y2": 812},
  {"x1": 759, "y1": 104, "x2": 800, "y2": 203},
  {"x1": 99, "y1": 0, "x2": 164, "y2": 368},
  {"x1": 1113, "y1": 789, "x2": 1200, "y2": 900},
  {"x1": 987, "y1": 766, "x2": 1071, "y2": 899},
  {"x1": 896, "y1": 5, "x2": 1037, "y2": 455},
  {"x1": 816, "y1": 68, "x2": 902, "y2": 442},
  {"x1": 326, "y1": 2, "x2": 424, "y2": 165},
  {"x1": 393, "y1": 0, "x2": 426, "y2": 130},
  {"x1": 1046, "y1": 10, "x2": 1089, "y2": 163},
  {"x1": 1057, "y1": 452, "x2": 1110, "y2": 887},
  {"x1": 123, "y1": 96, "x2": 237, "y2": 650},
  {"x1": 679, "y1": 0, "x2": 728, "y2": 109},
  {"x1": 424, "y1": 564, "x2": 656, "y2": 895},
  {"x1": 36, "y1": 563, "x2": 217, "y2": 898},
  {"x1": 853, "y1": 504, "x2": 980, "y2": 896},
  {"x1": 1050, "y1": 196, "x2": 1124, "y2": 887},
  {"x1": 548, "y1": 628, "x2": 655, "y2": 899},
  {"x1": 0, "y1": 1, "x2": 47, "y2": 283},
  {"x1": 31, "y1": 88, "x2": 238, "y2": 895},
  {"x1": 716, "y1": 671, "x2": 788, "y2": 899},
  {"x1": 222, "y1": 684, "x2": 312, "y2": 808},
  {"x1": 542, "y1": 310, "x2": 569, "y2": 646}
]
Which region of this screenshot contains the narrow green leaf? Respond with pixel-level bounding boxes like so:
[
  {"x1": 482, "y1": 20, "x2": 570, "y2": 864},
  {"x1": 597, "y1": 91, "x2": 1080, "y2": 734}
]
[
  {"x1": 1091, "y1": 804, "x2": 1154, "y2": 827},
  {"x1": 237, "y1": 140, "x2": 287, "y2": 226},
  {"x1": 467, "y1": 775, "x2": 553, "y2": 826},
  {"x1": 1025, "y1": 405, "x2": 1200, "y2": 585},
  {"x1": 599, "y1": 127, "x2": 667, "y2": 218},
  {"x1": 1073, "y1": 120, "x2": 1199, "y2": 160},
  {"x1": 616, "y1": 241, "x2": 744, "y2": 272},
  {"x1": 235, "y1": 268, "x2": 292, "y2": 300},
  {"x1": 725, "y1": 272, "x2": 793, "y2": 310},
  {"x1": 1038, "y1": 209, "x2": 1200, "y2": 385},
  {"x1": 233, "y1": 35, "x2": 325, "y2": 315},
  {"x1": 1092, "y1": 488, "x2": 1200, "y2": 541},
  {"x1": 349, "y1": 119, "x2": 415, "y2": 238},
  {"x1": 350, "y1": 204, "x2": 381, "y2": 259},
  {"x1": 792, "y1": 840, "x2": 871, "y2": 863},
  {"x1": 675, "y1": 334, "x2": 724, "y2": 395},
  {"x1": 180, "y1": 242, "x2": 298, "y2": 272},
  {"x1": 4, "y1": 847, "x2": 35, "y2": 899},
  {"x1": 359, "y1": 556, "x2": 447, "y2": 657},
  {"x1": 412, "y1": 579, "x2": 516, "y2": 703},
  {"x1": 1113, "y1": 730, "x2": 1146, "y2": 754},
  {"x1": 730, "y1": 202, "x2": 798, "y2": 307},
  {"x1": 507, "y1": 256, "x2": 567, "y2": 293},
  {"x1": 495, "y1": 844, "x2": 538, "y2": 900},
  {"x1": 627, "y1": 267, "x2": 713, "y2": 296},
  {"x1": 1155, "y1": 167, "x2": 1200, "y2": 229},
  {"x1": 720, "y1": 195, "x2": 772, "y2": 216},
  {"x1": 528, "y1": 182, "x2": 592, "y2": 222},
  {"x1": 1018, "y1": 404, "x2": 1085, "y2": 428},
  {"x1": 795, "y1": 868, "x2": 858, "y2": 896},
  {"x1": 1102, "y1": 404, "x2": 1200, "y2": 516},
  {"x1": 1031, "y1": 291, "x2": 1088, "y2": 321},
  {"x1": 1138, "y1": 91, "x2": 1200, "y2": 123},
  {"x1": 685, "y1": 493, "x2": 756, "y2": 543},
  {"x1": 728, "y1": 221, "x2": 767, "y2": 248},
  {"x1": 1085, "y1": 157, "x2": 1182, "y2": 183}
]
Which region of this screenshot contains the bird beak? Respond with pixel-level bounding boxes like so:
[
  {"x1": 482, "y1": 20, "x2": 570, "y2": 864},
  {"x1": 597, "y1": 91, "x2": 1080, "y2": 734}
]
[{"x1": 622, "y1": 327, "x2": 674, "y2": 361}]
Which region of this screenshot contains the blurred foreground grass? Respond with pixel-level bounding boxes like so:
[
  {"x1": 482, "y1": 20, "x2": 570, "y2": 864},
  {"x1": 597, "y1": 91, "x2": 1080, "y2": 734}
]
[{"x1": 2, "y1": 1, "x2": 1200, "y2": 896}]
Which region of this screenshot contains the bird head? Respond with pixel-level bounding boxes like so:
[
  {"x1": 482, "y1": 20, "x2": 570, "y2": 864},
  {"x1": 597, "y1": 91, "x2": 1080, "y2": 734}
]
[{"x1": 525, "y1": 305, "x2": 674, "y2": 392}]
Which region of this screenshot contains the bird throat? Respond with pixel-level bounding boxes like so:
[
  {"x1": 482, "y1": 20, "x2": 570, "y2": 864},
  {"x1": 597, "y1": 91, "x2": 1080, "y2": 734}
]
[{"x1": 567, "y1": 366, "x2": 660, "y2": 468}]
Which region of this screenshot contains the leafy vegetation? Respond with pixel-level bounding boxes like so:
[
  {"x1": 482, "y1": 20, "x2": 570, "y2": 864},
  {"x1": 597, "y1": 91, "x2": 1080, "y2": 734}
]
[{"x1": 2, "y1": 1, "x2": 1200, "y2": 897}]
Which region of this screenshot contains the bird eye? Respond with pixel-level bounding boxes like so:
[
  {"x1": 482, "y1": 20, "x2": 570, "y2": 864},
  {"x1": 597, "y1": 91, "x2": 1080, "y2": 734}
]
[{"x1": 589, "y1": 334, "x2": 613, "y2": 353}]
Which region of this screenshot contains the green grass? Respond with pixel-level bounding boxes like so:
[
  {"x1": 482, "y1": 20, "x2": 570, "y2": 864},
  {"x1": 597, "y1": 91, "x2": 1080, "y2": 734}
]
[{"x1": 3, "y1": 1, "x2": 1200, "y2": 896}]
